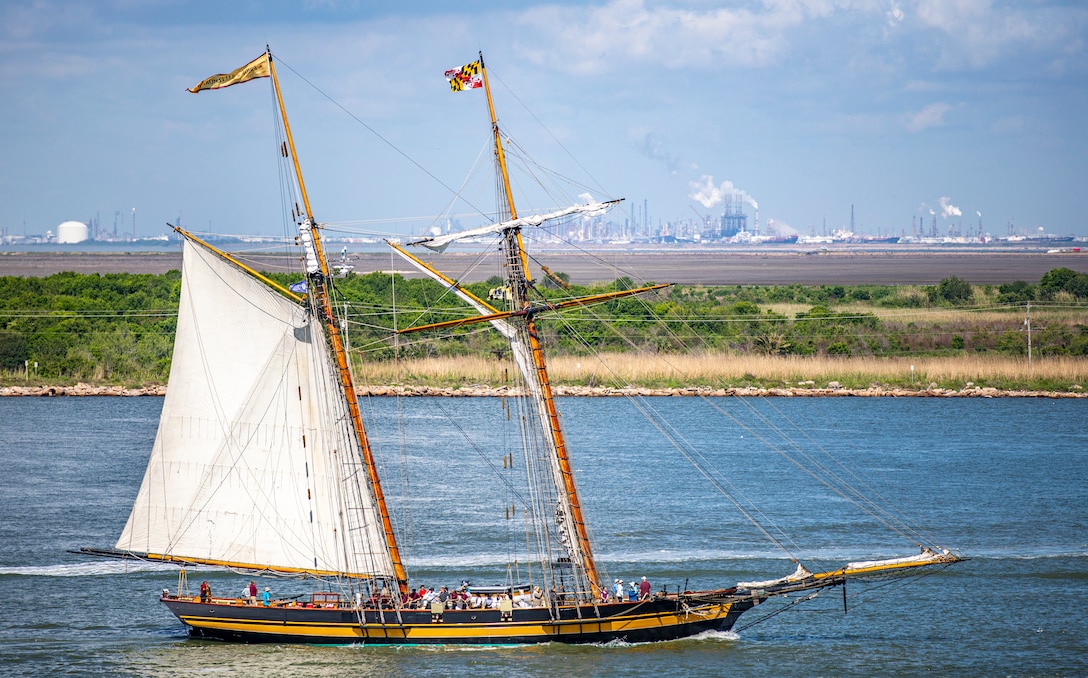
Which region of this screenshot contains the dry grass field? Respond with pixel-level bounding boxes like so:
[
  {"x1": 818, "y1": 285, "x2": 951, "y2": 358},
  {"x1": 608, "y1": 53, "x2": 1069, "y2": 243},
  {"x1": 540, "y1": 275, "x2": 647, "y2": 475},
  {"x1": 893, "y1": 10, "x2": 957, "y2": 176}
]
[{"x1": 358, "y1": 352, "x2": 1088, "y2": 392}]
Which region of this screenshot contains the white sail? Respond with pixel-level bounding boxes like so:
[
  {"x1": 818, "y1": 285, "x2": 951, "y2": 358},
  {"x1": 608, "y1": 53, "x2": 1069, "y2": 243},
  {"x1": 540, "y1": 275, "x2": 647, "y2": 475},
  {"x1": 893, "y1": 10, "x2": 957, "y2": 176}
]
[{"x1": 116, "y1": 239, "x2": 396, "y2": 579}]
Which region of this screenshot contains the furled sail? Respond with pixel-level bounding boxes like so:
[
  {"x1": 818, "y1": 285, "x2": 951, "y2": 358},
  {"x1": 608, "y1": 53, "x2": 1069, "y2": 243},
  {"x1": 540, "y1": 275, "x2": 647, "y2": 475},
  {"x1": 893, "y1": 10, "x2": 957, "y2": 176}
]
[
  {"x1": 408, "y1": 200, "x2": 620, "y2": 252},
  {"x1": 115, "y1": 238, "x2": 396, "y2": 579},
  {"x1": 845, "y1": 547, "x2": 950, "y2": 574}
]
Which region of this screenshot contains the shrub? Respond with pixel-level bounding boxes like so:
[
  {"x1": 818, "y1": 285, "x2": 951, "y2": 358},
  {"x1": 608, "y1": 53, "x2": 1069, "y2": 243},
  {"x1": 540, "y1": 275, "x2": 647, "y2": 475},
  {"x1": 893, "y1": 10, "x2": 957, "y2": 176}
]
[
  {"x1": 929, "y1": 276, "x2": 973, "y2": 304},
  {"x1": 998, "y1": 280, "x2": 1035, "y2": 303},
  {"x1": 0, "y1": 330, "x2": 28, "y2": 370},
  {"x1": 826, "y1": 341, "x2": 851, "y2": 355},
  {"x1": 1040, "y1": 268, "x2": 1088, "y2": 299}
]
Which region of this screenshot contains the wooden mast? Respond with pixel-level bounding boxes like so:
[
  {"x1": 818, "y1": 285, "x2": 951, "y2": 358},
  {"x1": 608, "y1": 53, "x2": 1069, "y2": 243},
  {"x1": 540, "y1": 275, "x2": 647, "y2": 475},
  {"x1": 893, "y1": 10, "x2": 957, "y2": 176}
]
[
  {"x1": 478, "y1": 53, "x2": 602, "y2": 597},
  {"x1": 479, "y1": 52, "x2": 534, "y2": 284},
  {"x1": 267, "y1": 51, "x2": 409, "y2": 595}
]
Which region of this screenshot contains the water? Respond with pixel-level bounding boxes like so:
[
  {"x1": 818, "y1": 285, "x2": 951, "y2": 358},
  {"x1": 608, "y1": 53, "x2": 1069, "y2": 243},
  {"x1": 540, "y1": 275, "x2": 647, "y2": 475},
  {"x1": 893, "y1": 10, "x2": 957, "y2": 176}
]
[{"x1": 1, "y1": 395, "x2": 1085, "y2": 676}]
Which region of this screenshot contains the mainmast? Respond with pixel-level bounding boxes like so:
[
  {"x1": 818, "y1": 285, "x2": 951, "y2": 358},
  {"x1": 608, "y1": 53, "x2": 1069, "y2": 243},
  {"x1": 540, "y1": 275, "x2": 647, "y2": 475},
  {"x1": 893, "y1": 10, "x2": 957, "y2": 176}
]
[
  {"x1": 405, "y1": 55, "x2": 661, "y2": 599},
  {"x1": 267, "y1": 51, "x2": 409, "y2": 595},
  {"x1": 478, "y1": 54, "x2": 602, "y2": 598}
]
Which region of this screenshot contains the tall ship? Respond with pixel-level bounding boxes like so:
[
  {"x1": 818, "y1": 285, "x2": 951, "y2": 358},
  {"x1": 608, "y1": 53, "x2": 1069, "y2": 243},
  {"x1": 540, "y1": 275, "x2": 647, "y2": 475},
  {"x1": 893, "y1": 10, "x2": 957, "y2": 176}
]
[{"x1": 83, "y1": 49, "x2": 961, "y2": 644}]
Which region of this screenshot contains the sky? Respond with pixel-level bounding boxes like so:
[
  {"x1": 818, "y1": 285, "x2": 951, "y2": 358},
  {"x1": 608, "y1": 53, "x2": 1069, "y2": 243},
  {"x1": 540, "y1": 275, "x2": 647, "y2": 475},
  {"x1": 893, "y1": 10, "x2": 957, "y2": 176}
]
[{"x1": 1, "y1": 0, "x2": 1086, "y2": 242}]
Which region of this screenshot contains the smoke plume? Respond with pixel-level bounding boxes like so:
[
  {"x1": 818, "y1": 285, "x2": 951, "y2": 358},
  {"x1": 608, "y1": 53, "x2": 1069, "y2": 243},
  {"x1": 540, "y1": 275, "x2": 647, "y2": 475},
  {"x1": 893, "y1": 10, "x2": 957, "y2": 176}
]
[
  {"x1": 939, "y1": 196, "x2": 962, "y2": 219},
  {"x1": 689, "y1": 175, "x2": 757, "y2": 210}
]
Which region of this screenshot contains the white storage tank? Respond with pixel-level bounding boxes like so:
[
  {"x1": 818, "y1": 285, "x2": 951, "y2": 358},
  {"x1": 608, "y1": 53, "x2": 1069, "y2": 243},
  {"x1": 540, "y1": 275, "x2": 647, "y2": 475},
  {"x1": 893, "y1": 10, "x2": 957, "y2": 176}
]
[{"x1": 56, "y1": 221, "x2": 89, "y2": 244}]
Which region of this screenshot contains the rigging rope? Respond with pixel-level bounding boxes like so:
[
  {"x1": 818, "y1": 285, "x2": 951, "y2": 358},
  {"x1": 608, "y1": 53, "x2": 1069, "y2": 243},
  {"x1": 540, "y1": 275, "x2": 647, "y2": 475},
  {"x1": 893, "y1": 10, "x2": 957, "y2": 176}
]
[{"x1": 512, "y1": 225, "x2": 956, "y2": 562}]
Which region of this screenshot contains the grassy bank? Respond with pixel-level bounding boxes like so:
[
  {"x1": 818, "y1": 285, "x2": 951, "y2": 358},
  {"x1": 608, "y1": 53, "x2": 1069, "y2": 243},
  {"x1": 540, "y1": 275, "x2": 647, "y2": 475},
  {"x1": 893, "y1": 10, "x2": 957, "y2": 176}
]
[
  {"x1": 354, "y1": 353, "x2": 1088, "y2": 393},
  {"x1": 6, "y1": 354, "x2": 1085, "y2": 393}
]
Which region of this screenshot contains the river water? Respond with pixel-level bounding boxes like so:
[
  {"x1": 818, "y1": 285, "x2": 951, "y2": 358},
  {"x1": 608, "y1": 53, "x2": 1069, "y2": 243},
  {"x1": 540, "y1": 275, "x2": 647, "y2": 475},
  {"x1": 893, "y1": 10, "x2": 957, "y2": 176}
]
[{"x1": 1, "y1": 395, "x2": 1085, "y2": 676}]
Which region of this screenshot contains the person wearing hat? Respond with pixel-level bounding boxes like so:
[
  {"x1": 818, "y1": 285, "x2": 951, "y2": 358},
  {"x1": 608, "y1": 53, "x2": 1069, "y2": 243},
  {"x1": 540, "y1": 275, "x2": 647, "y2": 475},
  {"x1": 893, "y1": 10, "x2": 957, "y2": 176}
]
[
  {"x1": 262, "y1": 587, "x2": 271, "y2": 607},
  {"x1": 613, "y1": 578, "x2": 624, "y2": 602},
  {"x1": 639, "y1": 576, "x2": 652, "y2": 600}
]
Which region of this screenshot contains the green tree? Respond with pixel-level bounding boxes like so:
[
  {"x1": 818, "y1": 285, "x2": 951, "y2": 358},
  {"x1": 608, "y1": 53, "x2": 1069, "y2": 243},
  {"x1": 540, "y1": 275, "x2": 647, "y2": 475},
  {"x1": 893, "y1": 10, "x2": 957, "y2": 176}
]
[
  {"x1": 929, "y1": 276, "x2": 973, "y2": 304},
  {"x1": 1040, "y1": 267, "x2": 1088, "y2": 299},
  {"x1": 997, "y1": 280, "x2": 1035, "y2": 303},
  {"x1": 0, "y1": 330, "x2": 28, "y2": 370}
]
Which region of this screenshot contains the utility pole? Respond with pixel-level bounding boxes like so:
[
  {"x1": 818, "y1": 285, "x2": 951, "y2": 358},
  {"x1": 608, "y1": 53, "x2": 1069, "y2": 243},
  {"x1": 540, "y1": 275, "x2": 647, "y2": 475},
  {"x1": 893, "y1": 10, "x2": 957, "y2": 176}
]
[{"x1": 1025, "y1": 302, "x2": 1032, "y2": 366}]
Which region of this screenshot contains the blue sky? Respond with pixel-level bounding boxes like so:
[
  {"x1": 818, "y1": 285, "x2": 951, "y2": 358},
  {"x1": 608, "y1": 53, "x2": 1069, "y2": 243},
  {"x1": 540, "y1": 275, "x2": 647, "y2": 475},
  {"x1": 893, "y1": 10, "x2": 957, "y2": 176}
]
[{"x1": 1, "y1": 0, "x2": 1085, "y2": 241}]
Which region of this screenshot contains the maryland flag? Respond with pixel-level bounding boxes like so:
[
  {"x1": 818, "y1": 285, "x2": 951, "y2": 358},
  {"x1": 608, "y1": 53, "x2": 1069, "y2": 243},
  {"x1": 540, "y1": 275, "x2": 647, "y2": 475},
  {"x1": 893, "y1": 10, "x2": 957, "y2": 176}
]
[
  {"x1": 444, "y1": 61, "x2": 483, "y2": 92},
  {"x1": 188, "y1": 54, "x2": 271, "y2": 93}
]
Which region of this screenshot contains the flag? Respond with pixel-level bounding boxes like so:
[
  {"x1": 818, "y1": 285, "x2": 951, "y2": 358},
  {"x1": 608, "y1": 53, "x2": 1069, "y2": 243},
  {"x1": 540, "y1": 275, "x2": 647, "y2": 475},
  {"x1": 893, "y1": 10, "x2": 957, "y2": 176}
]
[
  {"x1": 188, "y1": 54, "x2": 271, "y2": 93},
  {"x1": 444, "y1": 61, "x2": 483, "y2": 92},
  {"x1": 289, "y1": 280, "x2": 308, "y2": 294}
]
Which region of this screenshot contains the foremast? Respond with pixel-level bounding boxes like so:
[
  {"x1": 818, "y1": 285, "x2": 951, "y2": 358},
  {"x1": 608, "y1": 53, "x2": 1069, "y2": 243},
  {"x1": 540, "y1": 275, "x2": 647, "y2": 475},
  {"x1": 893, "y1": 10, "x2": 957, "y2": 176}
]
[{"x1": 267, "y1": 51, "x2": 409, "y2": 595}]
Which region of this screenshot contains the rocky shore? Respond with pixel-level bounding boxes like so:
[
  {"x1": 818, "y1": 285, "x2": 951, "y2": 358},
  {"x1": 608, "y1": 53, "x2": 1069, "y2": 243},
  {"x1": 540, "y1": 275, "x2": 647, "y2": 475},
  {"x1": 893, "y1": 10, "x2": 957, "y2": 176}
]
[
  {"x1": 0, "y1": 384, "x2": 168, "y2": 397},
  {"x1": 2, "y1": 382, "x2": 1084, "y2": 398}
]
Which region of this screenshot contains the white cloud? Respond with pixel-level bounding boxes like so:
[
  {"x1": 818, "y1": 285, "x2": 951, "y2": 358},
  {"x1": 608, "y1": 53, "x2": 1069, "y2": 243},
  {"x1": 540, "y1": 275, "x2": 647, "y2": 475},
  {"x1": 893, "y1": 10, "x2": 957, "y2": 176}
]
[
  {"x1": 516, "y1": 0, "x2": 795, "y2": 73},
  {"x1": 913, "y1": 0, "x2": 1088, "y2": 71},
  {"x1": 887, "y1": 2, "x2": 905, "y2": 26},
  {"x1": 507, "y1": 0, "x2": 1088, "y2": 81},
  {"x1": 906, "y1": 102, "x2": 951, "y2": 132}
]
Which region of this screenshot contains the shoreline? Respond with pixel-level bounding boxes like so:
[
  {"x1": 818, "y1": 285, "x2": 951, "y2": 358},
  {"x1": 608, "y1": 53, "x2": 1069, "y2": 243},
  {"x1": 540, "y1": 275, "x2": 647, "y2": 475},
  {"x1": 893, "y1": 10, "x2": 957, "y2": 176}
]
[
  {"x1": 3, "y1": 249, "x2": 1086, "y2": 285},
  {"x1": 2, "y1": 383, "x2": 1084, "y2": 398}
]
